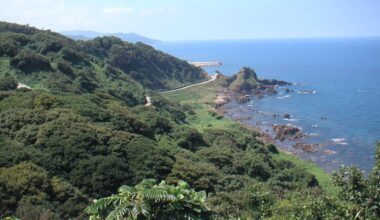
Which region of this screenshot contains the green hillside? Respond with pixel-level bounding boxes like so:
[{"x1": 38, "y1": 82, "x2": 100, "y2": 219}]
[
  {"x1": 0, "y1": 21, "x2": 206, "y2": 93},
  {"x1": 0, "y1": 22, "x2": 379, "y2": 220}
]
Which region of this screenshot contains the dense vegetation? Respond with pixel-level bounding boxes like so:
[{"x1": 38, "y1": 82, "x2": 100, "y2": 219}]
[
  {"x1": 85, "y1": 179, "x2": 209, "y2": 219},
  {"x1": 0, "y1": 22, "x2": 379, "y2": 220},
  {"x1": 0, "y1": 21, "x2": 206, "y2": 92}
]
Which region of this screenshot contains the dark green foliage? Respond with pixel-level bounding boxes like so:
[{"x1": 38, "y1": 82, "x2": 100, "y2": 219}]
[
  {"x1": 170, "y1": 126, "x2": 205, "y2": 151},
  {"x1": 196, "y1": 146, "x2": 236, "y2": 173},
  {"x1": 59, "y1": 47, "x2": 88, "y2": 66},
  {"x1": 168, "y1": 151, "x2": 220, "y2": 192},
  {"x1": 0, "y1": 75, "x2": 17, "y2": 91},
  {"x1": 74, "y1": 69, "x2": 98, "y2": 92},
  {"x1": 269, "y1": 166, "x2": 319, "y2": 190},
  {"x1": 209, "y1": 183, "x2": 275, "y2": 219},
  {"x1": 81, "y1": 37, "x2": 206, "y2": 90},
  {"x1": 0, "y1": 162, "x2": 88, "y2": 219},
  {"x1": 125, "y1": 136, "x2": 175, "y2": 184},
  {"x1": 69, "y1": 155, "x2": 129, "y2": 197},
  {"x1": 0, "y1": 22, "x2": 37, "y2": 35},
  {"x1": 56, "y1": 59, "x2": 74, "y2": 76},
  {"x1": 0, "y1": 33, "x2": 30, "y2": 57},
  {"x1": 202, "y1": 128, "x2": 260, "y2": 151},
  {"x1": 332, "y1": 143, "x2": 380, "y2": 218},
  {"x1": 269, "y1": 189, "x2": 352, "y2": 220},
  {"x1": 10, "y1": 50, "x2": 51, "y2": 72}
]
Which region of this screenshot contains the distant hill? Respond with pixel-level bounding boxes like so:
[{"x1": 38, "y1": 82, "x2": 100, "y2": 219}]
[{"x1": 61, "y1": 30, "x2": 161, "y2": 44}]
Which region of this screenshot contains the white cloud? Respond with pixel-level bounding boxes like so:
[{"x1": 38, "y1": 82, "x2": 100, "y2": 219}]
[
  {"x1": 140, "y1": 7, "x2": 178, "y2": 16},
  {"x1": 104, "y1": 7, "x2": 133, "y2": 15}
]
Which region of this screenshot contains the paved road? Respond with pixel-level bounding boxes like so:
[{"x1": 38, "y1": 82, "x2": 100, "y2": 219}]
[{"x1": 159, "y1": 74, "x2": 218, "y2": 94}]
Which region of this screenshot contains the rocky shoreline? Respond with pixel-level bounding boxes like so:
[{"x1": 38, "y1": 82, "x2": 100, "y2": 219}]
[
  {"x1": 214, "y1": 83, "x2": 337, "y2": 157},
  {"x1": 211, "y1": 67, "x2": 342, "y2": 161}
]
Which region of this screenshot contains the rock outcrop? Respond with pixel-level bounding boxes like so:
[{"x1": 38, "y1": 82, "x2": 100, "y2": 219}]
[
  {"x1": 227, "y1": 67, "x2": 260, "y2": 92},
  {"x1": 292, "y1": 142, "x2": 318, "y2": 153},
  {"x1": 226, "y1": 67, "x2": 291, "y2": 94},
  {"x1": 273, "y1": 124, "x2": 303, "y2": 141},
  {"x1": 236, "y1": 95, "x2": 251, "y2": 103}
]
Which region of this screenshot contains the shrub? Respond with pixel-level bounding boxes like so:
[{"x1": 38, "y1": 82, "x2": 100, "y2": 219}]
[
  {"x1": 59, "y1": 47, "x2": 88, "y2": 65},
  {"x1": 10, "y1": 51, "x2": 51, "y2": 72},
  {"x1": 56, "y1": 59, "x2": 74, "y2": 76},
  {"x1": 0, "y1": 75, "x2": 17, "y2": 91},
  {"x1": 168, "y1": 152, "x2": 220, "y2": 192},
  {"x1": 170, "y1": 126, "x2": 205, "y2": 151}
]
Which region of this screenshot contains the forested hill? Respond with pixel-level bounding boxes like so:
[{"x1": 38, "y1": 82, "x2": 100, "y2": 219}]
[
  {"x1": 0, "y1": 21, "x2": 321, "y2": 219},
  {"x1": 1, "y1": 21, "x2": 379, "y2": 220},
  {"x1": 0, "y1": 21, "x2": 206, "y2": 92}
]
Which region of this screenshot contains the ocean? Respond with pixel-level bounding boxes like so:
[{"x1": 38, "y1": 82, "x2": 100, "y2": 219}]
[{"x1": 155, "y1": 37, "x2": 380, "y2": 173}]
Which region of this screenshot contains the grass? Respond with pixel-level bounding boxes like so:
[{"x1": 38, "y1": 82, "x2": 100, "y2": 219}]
[
  {"x1": 163, "y1": 80, "x2": 237, "y2": 132},
  {"x1": 162, "y1": 79, "x2": 338, "y2": 195}
]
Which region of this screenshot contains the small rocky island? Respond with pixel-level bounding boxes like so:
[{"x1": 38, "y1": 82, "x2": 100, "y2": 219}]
[{"x1": 215, "y1": 67, "x2": 291, "y2": 104}]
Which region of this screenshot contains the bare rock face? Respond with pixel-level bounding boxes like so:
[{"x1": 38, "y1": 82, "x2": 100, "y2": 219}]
[
  {"x1": 236, "y1": 95, "x2": 251, "y2": 103},
  {"x1": 323, "y1": 150, "x2": 337, "y2": 155},
  {"x1": 273, "y1": 124, "x2": 303, "y2": 141},
  {"x1": 292, "y1": 142, "x2": 318, "y2": 153}
]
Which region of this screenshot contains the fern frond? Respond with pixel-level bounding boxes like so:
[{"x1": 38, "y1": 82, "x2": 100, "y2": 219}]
[
  {"x1": 135, "y1": 179, "x2": 156, "y2": 190},
  {"x1": 140, "y1": 188, "x2": 176, "y2": 202},
  {"x1": 118, "y1": 185, "x2": 136, "y2": 195},
  {"x1": 131, "y1": 201, "x2": 151, "y2": 218},
  {"x1": 85, "y1": 195, "x2": 124, "y2": 215},
  {"x1": 106, "y1": 204, "x2": 131, "y2": 220}
]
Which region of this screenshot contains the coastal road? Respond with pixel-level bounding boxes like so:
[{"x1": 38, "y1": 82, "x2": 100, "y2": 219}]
[{"x1": 159, "y1": 74, "x2": 218, "y2": 94}]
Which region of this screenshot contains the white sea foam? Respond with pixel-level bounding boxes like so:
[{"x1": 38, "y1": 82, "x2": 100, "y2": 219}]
[
  {"x1": 283, "y1": 118, "x2": 297, "y2": 122},
  {"x1": 277, "y1": 95, "x2": 291, "y2": 99},
  {"x1": 297, "y1": 90, "x2": 317, "y2": 94},
  {"x1": 331, "y1": 138, "x2": 349, "y2": 145},
  {"x1": 311, "y1": 124, "x2": 319, "y2": 128},
  {"x1": 308, "y1": 133, "x2": 320, "y2": 137}
]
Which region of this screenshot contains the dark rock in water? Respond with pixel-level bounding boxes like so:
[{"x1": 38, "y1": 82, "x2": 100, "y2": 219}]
[
  {"x1": 260, "y1": 79, "x2": 291, "y2": 86},
  {"x1": 236, "y1": 95, "x2": 251, "y2": 103},
  {"x1": 293, "y1": 142, "x2": 318, "y2": 153},
  {"x1": 284, "y1": 113, "x2": 291, "y2": 119},
  {"x1": 256, "y1": 94, "x2": 264, "y2": 99},
  {"x1": 273, "y1": 114, "x2": 279, "y2": 118},
  {"x1": 320, "y1": 117, "x2": 328, "y2": 120},
  {"x1": 285, "y1": 88, "x2": 294, "y2": 93},
  {"x1": 273, "y1": 124, "x2": 303, "y2": 141},
  {"x1": 265, "y1": 86, "x2": 278, "y2": 95}
]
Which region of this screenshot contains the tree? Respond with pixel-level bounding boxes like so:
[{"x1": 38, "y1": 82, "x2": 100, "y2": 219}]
[
  {"x1": 332, "y1": 143, "x2": 380, "y2": 219},
  {"x1": 85, "y1": 179, "x2": 209, "y2": 220}
]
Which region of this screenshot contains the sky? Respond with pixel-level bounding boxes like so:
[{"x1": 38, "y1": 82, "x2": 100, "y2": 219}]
[{"x1": 0, "y1": 0, "x2": 379, "y2": 41}]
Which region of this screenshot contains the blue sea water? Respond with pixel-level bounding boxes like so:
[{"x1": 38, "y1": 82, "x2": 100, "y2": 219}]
[{"x1": 155, "y1": 38, "x2": 380, "y2": 173}]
